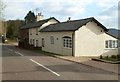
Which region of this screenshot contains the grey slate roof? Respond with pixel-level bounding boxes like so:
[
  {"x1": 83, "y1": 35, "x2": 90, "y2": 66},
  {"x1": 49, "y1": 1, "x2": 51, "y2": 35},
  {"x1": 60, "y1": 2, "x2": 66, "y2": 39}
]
[
  {"x1": 40, "y1": 17, "x2": 108, "y2": 32},
  {"x1": 20, "y1": 17, "x2": 60, "y2": 30},
  {"x1": 107, "y1": 29, "x2": 120, "y2": 39}
]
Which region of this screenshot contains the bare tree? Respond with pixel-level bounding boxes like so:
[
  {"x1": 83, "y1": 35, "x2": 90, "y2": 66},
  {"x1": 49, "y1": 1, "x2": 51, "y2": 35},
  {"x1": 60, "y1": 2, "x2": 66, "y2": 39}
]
[
  {"x1": 0, "y1": 0, "x2": 6, "y2": 20},
  {"x1": 0, "y1": 0, "x2": 6, "y2": 38}
]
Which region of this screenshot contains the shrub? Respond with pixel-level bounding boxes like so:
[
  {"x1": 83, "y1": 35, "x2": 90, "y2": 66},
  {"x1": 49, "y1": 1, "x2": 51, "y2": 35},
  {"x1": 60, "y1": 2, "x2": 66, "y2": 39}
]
[
  {"x1": 105, "y1": 56, "x2": 109, "y2": 58},
  {"x1": 111, "y1": 55, "x2": 117, "y2": 59},
  {"x1": 117, "y1": 55, "x2": 120, "y2": 59},
  {"x1": 100, "y1": 55, "x2": 103, "y2": 59}
]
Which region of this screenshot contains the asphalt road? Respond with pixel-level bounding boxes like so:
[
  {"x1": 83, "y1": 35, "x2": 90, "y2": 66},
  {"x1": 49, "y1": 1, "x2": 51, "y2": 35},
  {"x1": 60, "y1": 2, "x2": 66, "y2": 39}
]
[{"x1": 2, "y1": 44, "x2": 118, "y2": 80}]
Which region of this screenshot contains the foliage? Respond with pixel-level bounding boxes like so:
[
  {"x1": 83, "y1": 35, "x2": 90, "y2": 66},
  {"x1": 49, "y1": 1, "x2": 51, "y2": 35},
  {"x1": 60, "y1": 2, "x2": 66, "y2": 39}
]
[
  {"x1": 24, "y1": 11, "x2": 36, "y2": 24},
  {"x1": 117, "y1": 55, "x2": 120, "y2": 59},
  {"x1": 101, "y1": 55, "x2": 120, "y2": 62},
  {"x1": 6, "y1": 20, "x2": 25, "y2": 39},
  {"x1": 2, "y1": 36, "x2": 5, "y2": 43},
  {"x1": 102, "y1": 57, "x2": 120, "y2": 62},
  {"x1": 111, "y1": 55, "x2": 117, "y2": 59},
  {"x1": 6, "y1": 23, "x2": 14, "y2": 38},
  {"x1": 100, "y1": 55, "x2": 102, "y2": 59}
]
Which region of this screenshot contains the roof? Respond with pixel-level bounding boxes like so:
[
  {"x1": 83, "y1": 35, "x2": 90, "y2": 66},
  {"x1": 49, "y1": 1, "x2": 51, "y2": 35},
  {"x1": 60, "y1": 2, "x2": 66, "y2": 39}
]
[
  {"x1": 40, "y1": 17, "x2": 108, "y2": 32},
  {"x1": 20, "y1": 17, "x2": 60, "y2": 30},
  {"x1": 107, "y1": 28, "x2": 120, "y2": 39}
]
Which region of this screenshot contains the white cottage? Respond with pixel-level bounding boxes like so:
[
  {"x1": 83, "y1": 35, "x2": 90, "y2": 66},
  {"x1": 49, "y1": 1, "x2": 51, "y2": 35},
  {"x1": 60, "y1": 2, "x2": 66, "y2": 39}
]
[
  {"x1": 28, "y1": 13, "x2": 60, "y2": 47},
  {"x1": 39, "y1": 17, "x2": 119, "y2": 57},
  {"x1": 21, "y1": 15, "x2": 119, "y2": 57}
]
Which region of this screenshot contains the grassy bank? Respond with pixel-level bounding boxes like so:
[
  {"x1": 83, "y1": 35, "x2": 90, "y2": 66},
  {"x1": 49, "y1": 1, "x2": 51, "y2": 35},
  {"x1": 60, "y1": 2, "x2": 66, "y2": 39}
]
[{"x1": 32, "y1": 49, "x2": 67, "y2": 56}]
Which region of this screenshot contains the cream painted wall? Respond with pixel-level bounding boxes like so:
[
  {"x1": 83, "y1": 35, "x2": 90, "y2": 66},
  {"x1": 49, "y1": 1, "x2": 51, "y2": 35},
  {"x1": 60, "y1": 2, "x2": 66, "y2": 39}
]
[
  {"x1": 74, "y1": 21, "x2": 119, "y2": 57},
  {"x1": 29, "y1": 19, "x2": 119, "y2": 57},
  {"x1": 40, "y1": 19, "x2": 58, "y2": 30},
  {"x1": 29, "y1": 19, "x2": 59, "y2": 47},
  {"x1": 39, "y1": 32, "x2": 73, "y2": 56}
]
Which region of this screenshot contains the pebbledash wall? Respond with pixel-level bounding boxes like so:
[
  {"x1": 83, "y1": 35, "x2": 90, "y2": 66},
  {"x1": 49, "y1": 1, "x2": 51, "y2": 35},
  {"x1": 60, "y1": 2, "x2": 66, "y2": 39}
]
[
  {"x1": 29, "y1": 20, "x2": 119, "y2": 57},
  {"x1": 74, "y1": 21, "x2": 119, "y2": 57}
]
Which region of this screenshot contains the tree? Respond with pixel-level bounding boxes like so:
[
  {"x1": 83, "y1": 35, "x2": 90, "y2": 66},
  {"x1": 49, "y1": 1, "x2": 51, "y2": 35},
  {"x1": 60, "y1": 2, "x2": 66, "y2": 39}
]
[
  {"x1": 0, "y1": 0, "x2": 6, "y2": 20},
  {"x1": 24, "y1": 11, "x2": 36, "y2": 24},
  {"x1": 0, "y1": 0, "x2": 7, "y2": 38},
  {"x1": 6, "y1": 20, "x2": 25, "y2": 39},
  {"x1": 6, "y1": 23, "x2": 14, "y2": 38}
]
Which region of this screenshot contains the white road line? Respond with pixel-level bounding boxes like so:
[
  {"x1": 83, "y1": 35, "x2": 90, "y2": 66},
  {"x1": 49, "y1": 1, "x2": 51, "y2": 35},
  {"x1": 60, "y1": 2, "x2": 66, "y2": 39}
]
[
  {"x1": 4, "y1": 46, "x2": 13, "y2": 52},
  {"x1": 15, "y1": 51, "x2": 24, "y2": 56},
  {"x1": 30, "y1": 59, "x2": 60, "y2": 77},
  {"x1": 4, "y1": 46, "x2": 24, "y2": 56}
]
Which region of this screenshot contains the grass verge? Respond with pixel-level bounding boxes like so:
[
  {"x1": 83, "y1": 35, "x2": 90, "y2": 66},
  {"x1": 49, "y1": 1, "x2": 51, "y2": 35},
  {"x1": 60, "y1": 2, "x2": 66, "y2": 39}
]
[
  {"x1": 102, "y1": 57, "x2": 120, "y2": 62},
  {"x1": 30, "y1": 48, "x2": 68, "y2": 57}
]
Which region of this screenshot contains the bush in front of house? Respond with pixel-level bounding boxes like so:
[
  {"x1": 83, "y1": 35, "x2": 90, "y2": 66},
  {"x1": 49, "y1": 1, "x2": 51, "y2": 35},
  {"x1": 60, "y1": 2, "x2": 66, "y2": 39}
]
[
  {"x1": 99, "y1": 55, "x2": 120, "y2": 62},
  {"x1": 100, "y1": 55, "x2": 103, "y2": 59},
  {"x1": 116, "y1": 55, "x2": 120, "y2": 59},
  {"x1": 111, "y1": 55, "x2": 117, "y2": 59}
]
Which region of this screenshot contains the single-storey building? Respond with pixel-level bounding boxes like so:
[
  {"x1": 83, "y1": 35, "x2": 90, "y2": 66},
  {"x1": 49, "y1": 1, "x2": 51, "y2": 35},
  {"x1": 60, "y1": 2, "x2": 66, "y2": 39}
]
[
  {"x1": 39, "y1": 17, "x2": 119, "y2": 57},
  {"x1": 20, "y1": 14, "x2": 120, "y2": 57}
]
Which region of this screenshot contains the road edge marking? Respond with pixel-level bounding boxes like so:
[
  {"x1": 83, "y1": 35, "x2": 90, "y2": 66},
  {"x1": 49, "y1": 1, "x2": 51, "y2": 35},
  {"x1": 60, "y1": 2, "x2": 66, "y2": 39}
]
[
  {"x1": 30, "y1": 59, "x2": 60, "y2": 77},
  {"x1": 15, "y1": 51, "x2": 24, "y2": 56}
]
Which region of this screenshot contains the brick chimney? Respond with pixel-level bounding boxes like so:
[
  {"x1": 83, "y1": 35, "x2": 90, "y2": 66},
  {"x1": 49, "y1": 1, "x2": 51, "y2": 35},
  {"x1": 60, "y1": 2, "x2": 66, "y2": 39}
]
[
  {"x1": 67, "y1": 17, "x2": 71, "y2": 21},
  {"x1": 36, "y1": 13, "x2": 44, "y2": 21}
]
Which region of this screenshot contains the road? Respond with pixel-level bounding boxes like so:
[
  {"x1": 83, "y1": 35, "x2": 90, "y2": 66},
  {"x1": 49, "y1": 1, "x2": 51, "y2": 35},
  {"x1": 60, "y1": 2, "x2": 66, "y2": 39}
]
[{"x1": 2, "y1": 44, "x2": 118, "y2": 80}]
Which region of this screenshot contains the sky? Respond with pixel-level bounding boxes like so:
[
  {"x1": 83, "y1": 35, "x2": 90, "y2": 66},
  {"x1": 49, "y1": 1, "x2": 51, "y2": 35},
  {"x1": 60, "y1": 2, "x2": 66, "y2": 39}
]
[{"x1": 2, "y1": 0, "x2": 119, "y2": 29}]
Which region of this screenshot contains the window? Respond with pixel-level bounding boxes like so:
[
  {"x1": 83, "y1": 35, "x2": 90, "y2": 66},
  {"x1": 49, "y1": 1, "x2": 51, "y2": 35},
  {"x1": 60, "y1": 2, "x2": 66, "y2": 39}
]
[
  {"x1": 30, "y1": 39, "x2": 32, "y2": 45},
  {"x1": 42, "y1": 38, "x2": 44, "y2": 47},
  {"x1": 30, "y1": 29, "x2": 32, "y2": 35},
  {"x1": 36, "y1": 28, "x2": 38, "y2": 35},
  {"x1": 33, "y1": 39, "x2": 35, "y2": 46},
  {"x1": 63, "y1": 36, "x2": 72, "y2": 49},
  {"x1": 36, "y1": 40, "x2": 38, "y2": 47},
  {"x1": 50, "y1": 36, "x2": 54, "y2": 44},
  {"x1": 105, "y1": 40, "x2": 119, "y2": 49}
]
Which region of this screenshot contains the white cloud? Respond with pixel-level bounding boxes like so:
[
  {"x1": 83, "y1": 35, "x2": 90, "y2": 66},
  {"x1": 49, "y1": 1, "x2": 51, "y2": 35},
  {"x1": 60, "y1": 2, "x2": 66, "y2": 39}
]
[
  {"x1": 31, "y1": 0, "x2": 93, "y2": 16},
  {"x1": 3, "y1": 1, "x2": 33, "y2": 20},
  {"x1": 2, "y1": 0, "x2": 119, "y2": 29},
  {"x1": 96, "y1": 5, "x2": 118, "y2": 29}
]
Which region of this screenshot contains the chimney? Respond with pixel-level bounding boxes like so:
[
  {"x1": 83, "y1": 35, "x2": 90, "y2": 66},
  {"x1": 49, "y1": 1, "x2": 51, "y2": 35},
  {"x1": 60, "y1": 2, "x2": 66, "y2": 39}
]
[
  {"x1": 67, "y1": 17, "x2": 71, "y2": 21},
  {"x1": 36, "y1": 13, "x2": 44, "y2": 21}
]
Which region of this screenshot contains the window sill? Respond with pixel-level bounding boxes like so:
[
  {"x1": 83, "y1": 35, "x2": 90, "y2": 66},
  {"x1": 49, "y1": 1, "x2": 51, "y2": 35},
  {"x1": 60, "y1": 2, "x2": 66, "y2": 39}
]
[
  {"x1": 104, "y1": 48, "x2": 118, "y2": 50},
  {"x1": 63, "y1": 47, "x2": 72, "y2": 49}
]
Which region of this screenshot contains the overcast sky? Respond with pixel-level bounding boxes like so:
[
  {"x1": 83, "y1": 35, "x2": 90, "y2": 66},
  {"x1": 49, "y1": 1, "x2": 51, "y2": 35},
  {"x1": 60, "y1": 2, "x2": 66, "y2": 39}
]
[{"x1": 3, "y1": 0, "x2": 119, "y2": 29}]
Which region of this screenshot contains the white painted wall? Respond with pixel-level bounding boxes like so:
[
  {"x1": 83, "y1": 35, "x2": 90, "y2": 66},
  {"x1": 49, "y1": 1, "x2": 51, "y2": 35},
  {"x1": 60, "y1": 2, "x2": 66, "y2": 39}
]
[
  {"x1": 74, "y1": 21, "x2": 119, "y2": 57},
  {"x1": 29, "y1": 19, "x2": 119, "y2": 57},
  {"x1": 29, "y1": 19, "x2": 59, "y2": 47},
  {"x1": 40, "y1": 19, "x2": 58, "y2": 30},
  {"x1": 39, "y1": 32, "x2": 73, "y2": 56},
  {"x1": 30, "y1": 31, "x2": 73, "y2": 55}
]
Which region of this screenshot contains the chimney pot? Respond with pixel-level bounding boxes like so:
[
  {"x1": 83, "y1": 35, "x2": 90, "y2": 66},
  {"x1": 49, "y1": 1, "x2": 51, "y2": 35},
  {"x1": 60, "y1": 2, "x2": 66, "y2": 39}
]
[
  {"x1": 38, "y1": 13, "x2": 42, "y2": 16},
  {"x1": 67, "y1": 17, "x2": 71, "y2": 21},
  {"x1": 36, "y1": 13, "x2": 44, "y2": 21}
]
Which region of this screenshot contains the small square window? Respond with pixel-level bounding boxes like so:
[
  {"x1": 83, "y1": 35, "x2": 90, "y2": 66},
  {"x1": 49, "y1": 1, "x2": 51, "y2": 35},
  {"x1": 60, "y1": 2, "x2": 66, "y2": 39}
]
[{"x1": 63, "y1": 37, "x2": 72, "y2": 49}]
